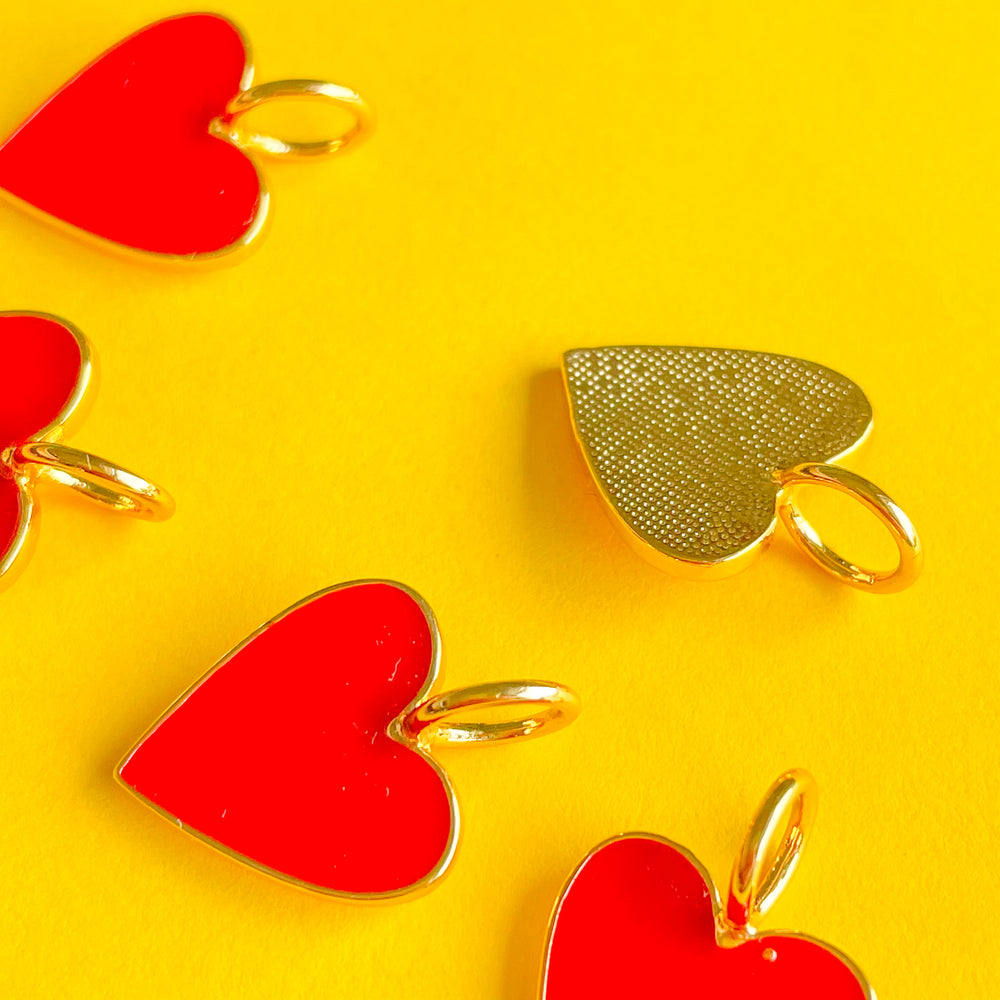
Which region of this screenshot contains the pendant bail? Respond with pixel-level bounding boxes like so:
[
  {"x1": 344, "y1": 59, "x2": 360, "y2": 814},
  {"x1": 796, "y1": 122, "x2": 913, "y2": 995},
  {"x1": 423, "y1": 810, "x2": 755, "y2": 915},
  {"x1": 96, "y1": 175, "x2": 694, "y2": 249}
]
[
  {"x1": 398, "y1": 680, "x2": 581, "y2": 749},
  {"x1": 210, "y1": 79, "x2": 374, "y2": 157},
  {"x1": 778, "y1": 463, "x2": 922, "y2": 593},
  {"x1": 5, "y1": 441, "x2": 175, "y2": 521},
  {"x1": 725, "y1": 769, "x2": 818, "y2": 936}
]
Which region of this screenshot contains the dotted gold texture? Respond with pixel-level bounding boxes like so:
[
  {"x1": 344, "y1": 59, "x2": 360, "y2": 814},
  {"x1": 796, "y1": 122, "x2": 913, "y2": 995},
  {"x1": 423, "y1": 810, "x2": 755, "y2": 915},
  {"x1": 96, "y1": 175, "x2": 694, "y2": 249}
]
[{"x1": 563, "y1": 346, "x2": 874, "y2": 563}]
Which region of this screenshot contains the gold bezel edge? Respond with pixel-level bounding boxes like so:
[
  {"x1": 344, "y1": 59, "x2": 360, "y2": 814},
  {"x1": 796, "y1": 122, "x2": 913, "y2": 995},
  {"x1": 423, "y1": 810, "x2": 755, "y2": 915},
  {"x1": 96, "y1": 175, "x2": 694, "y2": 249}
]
[
  {"x1": 0, "y1": 484, "x2": 35, "y2": 586},
  {"x1": 0, "y1": 310, "x2": 91, "y2": 583},
  {"x1": 560, "y1": 346, "x2": 875, "y2": 578},
  {"x1": 0, "y1": 309, "x2": 93, "y2": 440},
  {"x1": 114, "y1": 578, "x2": 461, "y2": 903},
  {"x1": 537, "y1": 829, "x2": 875, "y2": 999},
  {"x1": 0, "y1": 12, "x2": 270, "y2": 266},
  {"x1": 538, "y1": 831, "x2": 721, "y2": 1000}
]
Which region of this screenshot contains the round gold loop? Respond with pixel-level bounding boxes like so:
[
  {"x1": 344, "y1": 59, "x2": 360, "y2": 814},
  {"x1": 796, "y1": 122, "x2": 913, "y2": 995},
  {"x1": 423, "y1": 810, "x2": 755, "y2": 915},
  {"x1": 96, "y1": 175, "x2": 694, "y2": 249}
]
[
  {"x1": 725, "y1": 769, "x2": 818, "y2": 934},
  {"x1": 211, "y1": 79, "x2": 373, "y2": 157},
  {"x1": 399, "y1": 680, "x2": 581, "y2": 749},
  {"x1": 778, "y1": 462, "x2": 922, "y2": 594},
  {"x1": 9, "y1": 442, "x2": 175, "y2": 521}
]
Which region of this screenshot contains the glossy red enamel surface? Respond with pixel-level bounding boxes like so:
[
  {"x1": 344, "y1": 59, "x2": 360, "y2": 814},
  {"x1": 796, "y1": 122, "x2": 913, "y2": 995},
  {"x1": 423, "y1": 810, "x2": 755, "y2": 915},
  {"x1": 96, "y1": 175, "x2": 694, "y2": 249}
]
[
  {"x1": 0, "y1": 314, "x2": 83, "y2": 446},
  {"x1": 544, "y1": 836, "x2": 868, "y2": 999},
  {"x1": 0, "y1": 478, "x2": 24, "y2": 564},
  {"x1": 118, "y1": 582, "x2": 455, "y2": 894},
  {"x1": 0, "y1": 14, "x2": 262, "y2": 256},
  {"x1": 0, "y1": 313, "x2": 84, "y2": 563}
]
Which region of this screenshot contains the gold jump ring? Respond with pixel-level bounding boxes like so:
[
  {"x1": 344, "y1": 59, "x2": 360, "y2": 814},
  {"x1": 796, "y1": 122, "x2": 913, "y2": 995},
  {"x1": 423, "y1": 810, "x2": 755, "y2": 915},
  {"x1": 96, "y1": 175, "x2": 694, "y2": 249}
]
[
  {"x1": 399, "y1": 680, "x2": 581, "y2": 749},
  {"x1": 726, "y1": 769, "x2": 818, "y2": 934},
  {"x1": 778, "y1": 462, "x2": 921, "y2": 594},
  {"x1": 8, "y1": 442, "x2": 175, "y2": 521},
  {"x1": 211, "y1": 79, "x2": 374, "y2": 157}
]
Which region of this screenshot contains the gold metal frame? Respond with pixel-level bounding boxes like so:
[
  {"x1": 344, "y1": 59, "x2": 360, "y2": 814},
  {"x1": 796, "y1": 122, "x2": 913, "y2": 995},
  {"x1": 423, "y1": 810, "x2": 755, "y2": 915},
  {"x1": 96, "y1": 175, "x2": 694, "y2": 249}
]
[
  {"x1": 0, "y1": 311, "x2": 174, "y2": 586},
  {"x1": 0, "y1": 14, "x2": 372, "y2": 264},
  {"x1": 116, "y1": 580, "x2": 580, "y2": 901},
  {"x1": 539, "y1": 769, "x2": 876, "y2": 999},
  {"x1": 0, "y1": 310, "x2": 90, "y2": 583},
  {"x1": 561, "y1": 346, "x2": 921, "y2": 593}
]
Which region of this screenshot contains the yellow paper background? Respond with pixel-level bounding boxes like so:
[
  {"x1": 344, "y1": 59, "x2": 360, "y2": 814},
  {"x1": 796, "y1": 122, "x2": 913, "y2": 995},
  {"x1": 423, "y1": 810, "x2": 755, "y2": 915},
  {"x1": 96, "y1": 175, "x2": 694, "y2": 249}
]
[{"x1": 1, "y1": 2, "x2": 997, "y2": 996}]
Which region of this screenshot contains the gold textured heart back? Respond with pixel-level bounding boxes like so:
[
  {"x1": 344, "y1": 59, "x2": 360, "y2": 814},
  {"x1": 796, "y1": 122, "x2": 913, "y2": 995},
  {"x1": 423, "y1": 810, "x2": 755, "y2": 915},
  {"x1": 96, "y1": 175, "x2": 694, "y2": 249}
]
[{"x1": 562, "y1": 346, "x2": 875, "y2": 576}]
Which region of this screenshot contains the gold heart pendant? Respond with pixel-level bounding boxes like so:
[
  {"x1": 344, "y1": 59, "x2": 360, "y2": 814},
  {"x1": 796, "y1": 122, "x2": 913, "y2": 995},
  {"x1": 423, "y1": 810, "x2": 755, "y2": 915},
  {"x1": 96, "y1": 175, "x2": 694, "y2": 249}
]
[{"x1": 563, "y1": 346, "x2": 921, "y2": 593}]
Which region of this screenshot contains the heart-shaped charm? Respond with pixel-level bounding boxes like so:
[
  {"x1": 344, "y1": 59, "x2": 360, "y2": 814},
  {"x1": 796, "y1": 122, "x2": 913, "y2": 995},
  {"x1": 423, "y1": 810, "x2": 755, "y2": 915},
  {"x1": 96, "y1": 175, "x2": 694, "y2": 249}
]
[
  {"x1": 541, "y1": 771, "x2": 874, "y2": 999},
  {"x1": 0, "y1": 13, "x2": 372, "y2": 261},
  {"x1": 563, "y1": 346, "x2": 920, "y2": 592},
  {"x1": 0, "y1": 312, "x2": 173, "y2": 586},
  {"x1": 116, "y1": 581, "x2": 580, "y2": 898},
  {"x1": 0, "y1": 312, "x2": 85, "y2": 580}
]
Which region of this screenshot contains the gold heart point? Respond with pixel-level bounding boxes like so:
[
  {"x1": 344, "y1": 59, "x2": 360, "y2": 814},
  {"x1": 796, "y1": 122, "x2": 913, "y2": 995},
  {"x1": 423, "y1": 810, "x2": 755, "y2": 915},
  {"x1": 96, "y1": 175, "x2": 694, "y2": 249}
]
[{"x1": 563, "y1": 346, "x2": 920, "y2": 593}]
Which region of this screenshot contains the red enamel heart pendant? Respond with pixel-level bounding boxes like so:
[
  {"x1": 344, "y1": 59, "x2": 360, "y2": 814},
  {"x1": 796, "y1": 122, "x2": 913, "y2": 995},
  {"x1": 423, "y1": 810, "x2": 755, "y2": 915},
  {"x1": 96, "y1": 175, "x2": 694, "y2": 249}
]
[
  {"x1": 117, "y1": 580, "x2": 580, "y2": 899},
  {"x1": 541, "y1": 770, "x2": 875, "y2": 999},
  {"x1": 0, "y1": 13, "x2": 372, "y2": 261},
  {"x1": 0, "y1": 311, "x2": 173, "y2": 586}
]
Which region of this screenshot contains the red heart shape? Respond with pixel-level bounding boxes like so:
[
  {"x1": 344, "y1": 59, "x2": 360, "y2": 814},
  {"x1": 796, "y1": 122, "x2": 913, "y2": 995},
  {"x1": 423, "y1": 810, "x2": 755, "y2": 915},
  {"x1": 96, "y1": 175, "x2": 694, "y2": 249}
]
[
  {"x1": 0, "y1": 312, "x2": 87, "y2": 575},
  {"x1": 542, "y1": 835, "x2": 872, "y2": 999},
  {"x1": 0, "y1": 14, "x2": 264, "y2": 258},
  {"x1": 117, "y1": 581, "x2": 458, "y2": 897}
]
